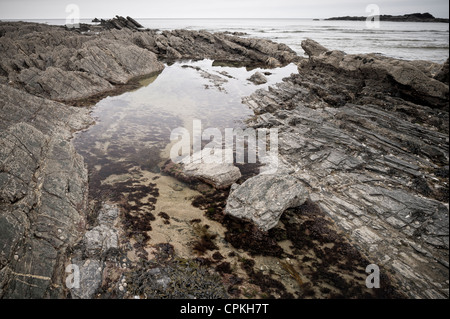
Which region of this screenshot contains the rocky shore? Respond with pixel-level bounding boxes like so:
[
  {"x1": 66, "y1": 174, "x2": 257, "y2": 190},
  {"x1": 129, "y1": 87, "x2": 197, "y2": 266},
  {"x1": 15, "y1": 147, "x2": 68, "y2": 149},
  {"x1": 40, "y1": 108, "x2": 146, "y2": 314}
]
[
  {"x1": 0, "y1": 19, "x2": 448, "y2": 299},
  {"x1": 0, "y1": 20, "x2": 299, "y2": 298},
  {"x1": 243, "y1": 39, "x2": 449, "y2": 298}
]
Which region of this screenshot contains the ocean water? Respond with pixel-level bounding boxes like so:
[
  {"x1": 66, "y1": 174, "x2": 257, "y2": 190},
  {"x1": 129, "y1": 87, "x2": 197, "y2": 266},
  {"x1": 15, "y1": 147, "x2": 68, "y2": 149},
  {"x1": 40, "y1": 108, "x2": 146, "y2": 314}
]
[
  {"x1": 9, "y1": 18, "x2": 449, "y2": 63},
  {"x1": 139, "y1": 19, "x2": 450, "y2": 63}
]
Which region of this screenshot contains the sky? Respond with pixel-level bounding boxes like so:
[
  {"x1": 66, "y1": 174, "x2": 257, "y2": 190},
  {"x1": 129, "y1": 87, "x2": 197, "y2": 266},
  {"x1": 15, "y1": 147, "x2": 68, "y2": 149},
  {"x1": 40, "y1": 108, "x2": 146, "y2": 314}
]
[{"x1": 0, "y1": 0, "x2": 448, "y2": 19}]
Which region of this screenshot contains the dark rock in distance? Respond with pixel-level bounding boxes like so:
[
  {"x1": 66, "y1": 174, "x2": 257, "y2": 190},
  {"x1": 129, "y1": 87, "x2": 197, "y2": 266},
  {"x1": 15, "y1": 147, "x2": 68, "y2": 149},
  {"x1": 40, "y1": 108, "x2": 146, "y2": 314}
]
[{"x1": 326, "y1": 12, "x2": 449, "y2": 23}]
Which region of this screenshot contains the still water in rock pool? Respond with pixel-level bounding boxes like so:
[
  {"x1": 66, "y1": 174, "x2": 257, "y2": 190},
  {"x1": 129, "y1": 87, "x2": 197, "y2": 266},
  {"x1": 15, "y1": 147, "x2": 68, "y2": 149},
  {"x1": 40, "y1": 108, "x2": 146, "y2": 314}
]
[
  {"x1": 72, "y1": 59, "x2": 297, "y2": 269},
  {"x1": 72, "y1": 60, "x2": 387, "y2": 299},
  {"x1": 73, "y1": 59, "x2": 298, "y2": 197}
]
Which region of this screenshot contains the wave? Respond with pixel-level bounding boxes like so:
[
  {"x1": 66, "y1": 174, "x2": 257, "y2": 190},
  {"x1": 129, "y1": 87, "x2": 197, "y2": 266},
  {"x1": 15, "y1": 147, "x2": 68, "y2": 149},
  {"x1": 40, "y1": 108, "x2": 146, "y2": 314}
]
[{"x1": 391, "y1": 45, "x2": 450, "y2": 49}]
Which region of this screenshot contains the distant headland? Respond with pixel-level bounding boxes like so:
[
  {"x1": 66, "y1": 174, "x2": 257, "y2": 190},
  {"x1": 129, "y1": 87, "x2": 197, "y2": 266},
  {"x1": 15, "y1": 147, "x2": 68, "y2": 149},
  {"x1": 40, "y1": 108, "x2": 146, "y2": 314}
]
[{"x1": 325, "y1": 12, "x2": 449, "y2": 23}]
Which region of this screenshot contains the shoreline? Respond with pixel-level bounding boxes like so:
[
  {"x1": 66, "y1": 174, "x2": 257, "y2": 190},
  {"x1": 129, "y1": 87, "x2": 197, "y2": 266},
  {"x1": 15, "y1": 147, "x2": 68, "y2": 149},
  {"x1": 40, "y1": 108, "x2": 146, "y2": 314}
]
[{"x1": 0, "y1": 20, "x2": 448, "y2": 299}]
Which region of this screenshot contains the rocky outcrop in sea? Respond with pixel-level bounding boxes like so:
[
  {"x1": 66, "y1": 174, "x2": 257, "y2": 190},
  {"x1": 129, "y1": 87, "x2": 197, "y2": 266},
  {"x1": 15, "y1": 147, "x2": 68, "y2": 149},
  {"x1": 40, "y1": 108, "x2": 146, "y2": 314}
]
[{"x1": 326, "y1": 12, "x2": 449, "y2": 23}]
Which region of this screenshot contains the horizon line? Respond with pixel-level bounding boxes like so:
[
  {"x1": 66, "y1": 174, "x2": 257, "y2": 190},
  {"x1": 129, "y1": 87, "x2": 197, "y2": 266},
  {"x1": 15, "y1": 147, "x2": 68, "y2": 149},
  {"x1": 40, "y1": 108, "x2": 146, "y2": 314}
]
[
  {"x1": 2, "y1": 17, "x2": 323, "y2": 19},
  {"x1": 2, "y1": 15, "x2": 449, "y2": 20}
]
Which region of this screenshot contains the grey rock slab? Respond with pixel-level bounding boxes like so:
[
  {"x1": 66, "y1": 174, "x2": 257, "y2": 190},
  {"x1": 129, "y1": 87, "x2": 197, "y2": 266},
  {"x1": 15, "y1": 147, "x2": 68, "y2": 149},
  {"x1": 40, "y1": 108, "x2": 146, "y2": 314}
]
[
  {"x1": 183, "y1": 161, "x2": 242, "y2": 189},
  {"x1": 83, "y1": 225, "x2": 118, "y2": 258},
  {"x1": 69, "y1": 259, "x2": 103, "y2": 299},
  {"x1": 0, "y1": 84, "x2": 91, "y2": 298},
  {"x1": 225, "y1": 174, "x2": 308, "y2": 231},
  {"x1": 181, "y1": 151, "x2": 242, "y2": 189},
  {"x1": 247, "y1": 71, "x2": 268, "y2": 85}
]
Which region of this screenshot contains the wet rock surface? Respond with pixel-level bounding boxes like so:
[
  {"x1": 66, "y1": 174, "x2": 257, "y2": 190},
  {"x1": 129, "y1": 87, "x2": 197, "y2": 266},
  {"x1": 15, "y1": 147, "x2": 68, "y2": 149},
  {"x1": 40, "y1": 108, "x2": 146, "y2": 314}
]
[
  {"x1": 225, "y1": 174, "x2": 309, "y2": 231},
  {"x1": 0, "y1": 85, "x2": 92, "y2": 298},
  {"x1": 247, "y1": 71, "x2": 268, "y2": 85},
  {"x1": 242, "y1": 39, "x2": 449, "y2": 298},
  {"x1": 183, "y1": 161, "x2": 242, "y2": 190},
  {"x1": 0, "y1": 21, "x2": 298, "y2": 104},
  {"x1": 165, "y1": 151, "x2": 242, "y2": 190}
]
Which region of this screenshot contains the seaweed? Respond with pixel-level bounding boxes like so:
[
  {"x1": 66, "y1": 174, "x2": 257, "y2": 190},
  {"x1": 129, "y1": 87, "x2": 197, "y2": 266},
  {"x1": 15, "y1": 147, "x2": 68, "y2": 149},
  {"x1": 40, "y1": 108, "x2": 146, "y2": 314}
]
[
  {"x1": 158, "y1": 211, "x2": 171, "y2": 224},
  {"x1": 123, "y1": 210, "x2": 154, "y2": 242},
  {"x1": 215, "y1": 262, "x2": 232, "y2": 274},
  {"x1": 212, "y1": 252, "x2": 225, "y2": 261},
  {"x1": 280, "y1": 200, "x2": 405, "y2": 299},
  {"x1": 126, "y1": 257, "x2": 228, "y2": 299},
  {"x1": 191, "y1": 223, "x2": 218, "y2": 255},
  {"x1": 239, "y1": 258, "x2": 255, "y2": 274},
  {"x1": 280, "y1": 260, "x2": 304, "y2": 287},
  {"x1": 223, "y1": 215, "x2": 284, "y2": 257},
  {"x1": 248, "y1": 270, "x2": 287, "y2": 296}
]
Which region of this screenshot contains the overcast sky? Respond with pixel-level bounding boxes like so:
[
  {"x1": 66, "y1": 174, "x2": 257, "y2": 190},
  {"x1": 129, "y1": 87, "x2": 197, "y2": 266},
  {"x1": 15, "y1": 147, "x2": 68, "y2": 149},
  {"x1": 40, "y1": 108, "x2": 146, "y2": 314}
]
[{"x1": 0, "y1": 0, "x2": 448, "y2": 19}]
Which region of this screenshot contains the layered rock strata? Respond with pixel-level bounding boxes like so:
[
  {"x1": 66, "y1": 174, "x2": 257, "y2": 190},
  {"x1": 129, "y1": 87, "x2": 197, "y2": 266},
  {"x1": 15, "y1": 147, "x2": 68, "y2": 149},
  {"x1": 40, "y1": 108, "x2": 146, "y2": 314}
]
[{"x1": 242, "y1": 39, "x2": 449, "y2": 298}]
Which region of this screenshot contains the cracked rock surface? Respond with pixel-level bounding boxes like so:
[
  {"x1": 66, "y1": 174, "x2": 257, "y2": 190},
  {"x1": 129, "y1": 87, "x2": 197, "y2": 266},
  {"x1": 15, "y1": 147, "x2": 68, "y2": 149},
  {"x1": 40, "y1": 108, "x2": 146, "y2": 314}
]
[
  {"x1": 242, "y1": 39, "x2": 449, "y2": 298},
  {"x1": 0, "y1": 84, "x2": 92, "y2": 298}
]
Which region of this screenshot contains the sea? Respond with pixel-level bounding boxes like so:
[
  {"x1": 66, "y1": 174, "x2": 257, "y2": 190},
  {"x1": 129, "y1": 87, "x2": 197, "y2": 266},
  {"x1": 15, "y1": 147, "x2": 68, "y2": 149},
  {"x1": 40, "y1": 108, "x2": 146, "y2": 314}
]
[{"x1": 5, "y1": 18, "x2": 449, "y2": 63}]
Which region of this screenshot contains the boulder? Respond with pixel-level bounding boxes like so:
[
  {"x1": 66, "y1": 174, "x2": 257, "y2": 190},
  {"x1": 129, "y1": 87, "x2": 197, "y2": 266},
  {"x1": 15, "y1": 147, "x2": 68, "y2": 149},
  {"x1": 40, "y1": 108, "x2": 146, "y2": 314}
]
[
  {"x1": 69, "y1": 259, "x2": 103, "y2": 299},
  {"x1": 182, "y1": 156, "x2": 242, "y2": 189},
  {"x1": 68, "y1": 203, "x2": 120, "y2": 299},
  {"x1": 301, "y1": 38, "x2": 329, "y2": 57},
  {"x1": 225, "y1": 174, "x2": 308, "y2": 231},
  {"x1": 247, "y1": 71, "x2": 268, "y2": 85}
]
